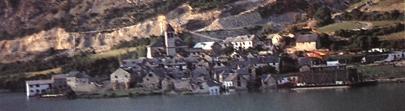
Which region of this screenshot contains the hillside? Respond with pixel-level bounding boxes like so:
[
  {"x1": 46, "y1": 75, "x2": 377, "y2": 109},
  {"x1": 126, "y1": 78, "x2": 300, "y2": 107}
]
[{"x1": 0, "y1": 0, "x2": 399, "y2": 63}]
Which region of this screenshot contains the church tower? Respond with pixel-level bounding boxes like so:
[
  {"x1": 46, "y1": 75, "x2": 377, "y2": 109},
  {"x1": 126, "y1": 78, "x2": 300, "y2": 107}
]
[{"x1": 165, "y1": 24, "x2": 176, "y2": 57}]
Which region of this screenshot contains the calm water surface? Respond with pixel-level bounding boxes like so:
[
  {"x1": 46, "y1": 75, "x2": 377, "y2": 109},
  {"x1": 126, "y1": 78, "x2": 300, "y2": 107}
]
[{"x1": 1, "y1": 83, "x2": 405, "y2": 111}]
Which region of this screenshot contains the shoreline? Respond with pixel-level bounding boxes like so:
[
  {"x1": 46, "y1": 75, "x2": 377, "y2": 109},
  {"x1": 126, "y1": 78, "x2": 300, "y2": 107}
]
[{"x1": 375, "y1": 77, "x2": 405, "y2": 83}]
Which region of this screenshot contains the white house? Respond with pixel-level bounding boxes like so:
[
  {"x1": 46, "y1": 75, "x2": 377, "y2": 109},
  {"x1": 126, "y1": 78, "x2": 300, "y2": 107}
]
[
  {"x1": 224, "y1": 35, "x2": 261, "y2": 50},
  {"x1": 26, "y1": 80, "x2": 53, "y2": 97}
]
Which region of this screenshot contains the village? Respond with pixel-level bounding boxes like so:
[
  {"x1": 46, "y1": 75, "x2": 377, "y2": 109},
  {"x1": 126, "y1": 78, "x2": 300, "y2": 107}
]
[{"x1": 25, "y1": 23, "x2": 405, "y2": 98}]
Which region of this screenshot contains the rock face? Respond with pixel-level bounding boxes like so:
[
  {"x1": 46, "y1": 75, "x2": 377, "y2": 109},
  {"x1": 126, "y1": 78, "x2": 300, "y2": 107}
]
[{"x1": 0, "y1": 0, "x2": 359, "y2": 63}]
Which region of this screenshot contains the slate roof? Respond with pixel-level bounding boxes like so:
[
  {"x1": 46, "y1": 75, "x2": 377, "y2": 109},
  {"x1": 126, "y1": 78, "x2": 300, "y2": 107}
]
[
  {"x1": 175, "y1": 39, "x2": 188, "y2": 46},
  {"x1": 166, "y1": 24, "x2": 175, "y2": 32},
  {"x1": 296, "y1": 34, "x2": 319, "y2": 42},
  {"x1": 298, "y1": 57, "x2": 313, "y2": 67},
  {"x1": 192, "y1": 67, "x2": 210, "y2": 78},
  {"x1": 67, "y1": 71, "x2": 89, "y2": 78},
  {"x1": 206, "y1": 79, "x2": 221, "y2": 87},
  {"x1": 223, "y1": 37, "x2": 234, "y2": 44},
  {"x1": 233, "y1": 35, "x2": 256, "y2": 42},
  {"x1": 52, "y1": 74, "x2": 67, "y2": 79},
  {"x1": 212, "y1": 66, "x2": 232, "y2": 74},
  {"x1": 235, "y1": 68, "x2": 250, "y2": 75},
  {"x1": 151, "y1": 69, "x2": 167, "y2": 80},
  {"x1": 224, "y1": 73, "x2": 238, "y2": 81},
  {"x1": 26, "y1": 80, "x2": 53, "y2": 85},
  {"x1": 230, "y1": 61, "x2": 252, "y2": 69},
  {"x1": 150, "y1": 40, "x2": 165, "y2": 47},
  {"x1": 261, "y1": 55, "x2": 280, "y2": 63}
]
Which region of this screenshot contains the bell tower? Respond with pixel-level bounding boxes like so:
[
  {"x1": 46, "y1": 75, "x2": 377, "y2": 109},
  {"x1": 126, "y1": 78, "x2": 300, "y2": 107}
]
[{"x1": 165, "y1": 24, "x2": 176, "y2": 57}]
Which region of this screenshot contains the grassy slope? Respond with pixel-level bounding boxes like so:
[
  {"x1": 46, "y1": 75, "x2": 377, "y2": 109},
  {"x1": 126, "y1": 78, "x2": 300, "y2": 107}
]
[
  {"x1": 378, "y1": 31, "x2": 405, "y2": 41},
  {"x1": 347, "y1": 0, "x2": 369, "y2": 11},
  {"x1": 357, "y1": 65, "x2": 405, "y2": 77},
  {"x1": 89, "y1": 47, "x2": 137, "y2": 60},
  {"x1": 11, "y1": 47, "x2": 138, "y2": 77},
  {"x1": 347, "y1": 0, "x2": 403, "y2": 11},
  {"x1": 24, "y1": 67, "x2": 62, "y2": 77},
  {"x1": 316, "y1": 21, "x2": 402, "y2": 33},
  {"x1": 375, "y1": 0, "x2": 403, "y2": 7}
]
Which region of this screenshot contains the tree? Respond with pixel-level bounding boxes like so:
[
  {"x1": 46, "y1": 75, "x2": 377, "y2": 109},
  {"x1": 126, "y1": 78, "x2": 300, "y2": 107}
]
[
  {"x1": 306, "y1": 3, "x2": 319, "y2": 19},
  {"x1": 313, "y1": 7, "x2": 333, "y2": 26},
  {"x1": 183, "y1": 35, "x2": 195, "y2": 47},
  {"x1": 319, "y1": 33, "x2": 332, "y2": 48},
  {"x1": 221, "y1": 46, "x2": 234, "y2": 56},
  {"x1": 330, "y1": 43, "x2": 337, "y2": 51}
]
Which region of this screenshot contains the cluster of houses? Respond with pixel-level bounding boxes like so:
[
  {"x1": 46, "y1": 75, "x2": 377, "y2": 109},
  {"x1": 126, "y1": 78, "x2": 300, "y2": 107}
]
[
  {"x1": 111, "y1": 24, "x2": 280, "y2": 94},
  {"x1": 26, "y1": 24, "x2": 328, "y2": 96},
  {"x1": 25, "y1": 71, "x2": 100, "y2": 97}
]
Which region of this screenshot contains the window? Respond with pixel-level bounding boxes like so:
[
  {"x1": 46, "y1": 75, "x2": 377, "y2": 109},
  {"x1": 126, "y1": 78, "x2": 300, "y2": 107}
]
[
  {"x1": 125, "y1": 75, "x2": 128, "y2": 78},
  {"x1": 115, "y1": 76, "x2": 118, "y2": 78},
  {"x1": 36, "y1": 85, "x2": 40, "y2": 87},
  {"x1": 148, "y1": 74, "x2": 153, "y2": 77},
  {"x1": 29, "y1": 85, "x2": 33, "y2": 88},
  {"x1": 36, "y1": 90, "x2": 40, "y2": 92},
  {"x1": 248, "y1": 69, "x2": 252, "y2": 73},
  {"x1": 41, "y1": 89, "x2": 46, "y2": 93},
  {"x1": 30, "y1": 90, "x2": 34, "y2": 92},
  {"x1": 146, "y1": 78, "x2": 149, "y2": 81},
  {"x1": 199, "y1": 85, "x2": 204, "y2": 89}
]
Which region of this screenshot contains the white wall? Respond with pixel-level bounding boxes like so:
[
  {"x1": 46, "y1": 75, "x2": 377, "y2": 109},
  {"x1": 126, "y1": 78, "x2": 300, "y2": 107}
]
[{"x1": 26, "y1": 83, "x2": 51, "y2": 97}]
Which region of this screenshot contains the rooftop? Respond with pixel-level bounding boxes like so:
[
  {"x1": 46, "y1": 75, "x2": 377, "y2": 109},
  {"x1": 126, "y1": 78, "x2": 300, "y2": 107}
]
[
  {"x1": 296, "y1": 34, "x2": 319, "y2": 42},
  {"x1": 26, "y1": 80, "x2": 53, "y2": 85}
]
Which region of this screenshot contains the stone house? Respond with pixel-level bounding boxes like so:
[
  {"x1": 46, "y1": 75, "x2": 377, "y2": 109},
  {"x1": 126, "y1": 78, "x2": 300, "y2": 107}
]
[
  {"x1": 66, "y1": 71, "x2": 98, "y2": 92},
  {"x1": 25, "y1": 74, "x2": 69, "y2": 97},
  {"x1": 110, "y1": 68, "x2": 134, "y2": 90},
  {"x1": 268, "y1": 34, "x2": 283, "y2": 46},
  {"x1": 295, "y1": 34, "x2": 320, "y2": 51},
  {"x1": 260, "y1": 74, "x2": 277, "y2": 89},
  {"x1": 51, "y1": 74, "x2": 68, "y2": 90},
  {"x1": 192, "y1": 80, "x2": 210, "y2": 94},
  {"x1": 142, "y1": 69, "x2": 166, "y2": 90},
  {"x1": 223, "y1": 73, "x2": 248, "y2": 91}
]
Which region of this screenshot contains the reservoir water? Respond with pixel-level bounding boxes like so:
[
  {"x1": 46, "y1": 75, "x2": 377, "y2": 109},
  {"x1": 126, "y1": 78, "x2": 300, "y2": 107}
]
[{"x1": 1, "y1": 83, "x2": 405, "y2": 111}]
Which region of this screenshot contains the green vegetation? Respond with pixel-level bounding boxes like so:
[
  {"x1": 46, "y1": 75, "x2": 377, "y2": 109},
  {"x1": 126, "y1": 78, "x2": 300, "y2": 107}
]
[
  {"x1": 313, "y1": 7, "x2": 333, "y2": 26},
  {"x1": 347, "y1": 0, "x2": 368, "y2": 11},
  {"x1": 317, "y1": 21, "x2": 402, "y2": 33},
  {"x1": 90, "y1": 47, "x2": 137, "y2": 60},
  {"x1": 357, "y1": 65, "x2": 405, "y2": 77},
  {"x1": 338, "y1": 9, "x2": 404, "y2": 21},
  {"x1": 378, "y1": 31, "x2": 405, "y2": 41},
  {"x1": 25, "y1": 67, "x2": 62, "y2": 77},
  {"x1": 257, "y1": 0, "x2": 308, "y2": 17},
  {"x1": 317, "y1": 21, "x2": 364, "y2": 33},
  {"x1": 375, "y1": 0, "x2": 403, "y2": 7}
]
